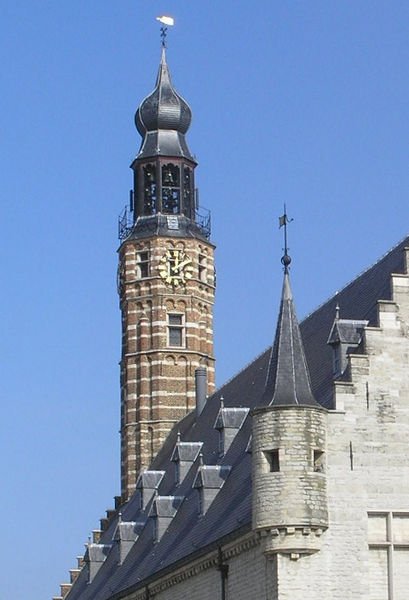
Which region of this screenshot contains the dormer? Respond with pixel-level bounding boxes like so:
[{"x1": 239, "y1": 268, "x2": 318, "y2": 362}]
[
  {"x1": 193, "y1": 464, "x2": 231, "y2": 515},
  {"x1": 214, "y1": 402, "x2": 249, "y2": 456},
  {"x1": 150, "y1": 496, "x2": 184, "y2": 541},
  {"x1": 171, "y1": 437, "x2": 203, "y2": 484},
  {"x1": 84, "y1": 543, "x2": 111, "y2": 583},
  {"x1": 113, "y1": 518, "x2": 145, "y2": 565},
  {"x1": 327, "y1": 308, "x2": 368, "y2": 377},
  {"x1": 136, "y1": 470, "x2": 165, "y2": 510}
]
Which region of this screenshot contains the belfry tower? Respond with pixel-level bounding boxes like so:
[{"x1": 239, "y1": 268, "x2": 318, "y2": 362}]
[{"x1": 117, "y1": 46, "x2": 215, "y2": 500}]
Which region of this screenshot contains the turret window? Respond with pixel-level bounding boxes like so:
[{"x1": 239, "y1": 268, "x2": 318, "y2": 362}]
[
  {"x1": 264, "y1": 449, "x2": 280, "y2": 472},
  {"x1": 167, "y1": 313, "x2": 185, "y2": 347},
  {"x1": 136, "y1": 251, "x2": 149, "y2": 279},
  {"x1": 313, "y1": 450, "x2": 325, "y2": 473},
  {"x1": 143, "y1": 164, "x2": 157, "y2": 215},
  {"x1": 162, "y1": 164, "x2": 180, "y2": 214}
]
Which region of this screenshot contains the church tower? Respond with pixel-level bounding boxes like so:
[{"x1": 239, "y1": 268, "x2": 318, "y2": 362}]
[{"x1": 117, "y1": 46, "x2": 215, "y2": 501}]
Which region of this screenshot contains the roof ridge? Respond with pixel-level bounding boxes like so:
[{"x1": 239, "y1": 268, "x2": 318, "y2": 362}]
[
  {"x1": 216, "y1": 347, "x2": 270, "y2": 391},
  {"x1": 301, "y1": 233, "x2": 409, "y2": 323}
]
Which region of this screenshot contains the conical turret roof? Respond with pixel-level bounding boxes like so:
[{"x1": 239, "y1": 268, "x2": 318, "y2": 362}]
[{"x1": 263, "y1": 271, "x2": 318, "y2": 407}]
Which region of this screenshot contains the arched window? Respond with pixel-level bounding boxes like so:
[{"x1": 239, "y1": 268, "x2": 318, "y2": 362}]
[
  {"x1": 162, "y1": 164, "x2": 180, "y2": 214},
  {"x1": 143, "y1": 164, "x2": 157, "y2": 215}
]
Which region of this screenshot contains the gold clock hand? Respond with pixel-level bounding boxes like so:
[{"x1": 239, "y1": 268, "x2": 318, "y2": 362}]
[{"x1": 172, "y1": 258, "x2": 192, "y2": 273}]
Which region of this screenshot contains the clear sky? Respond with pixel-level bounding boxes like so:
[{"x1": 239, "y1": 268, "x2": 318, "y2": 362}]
[{"x1": 2, "y1": 2, "x2": 409, "y2": 598}]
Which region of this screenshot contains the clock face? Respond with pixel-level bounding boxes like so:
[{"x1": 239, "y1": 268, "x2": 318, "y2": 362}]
[{"x1": 159, "y1": 249, "x2": 194, "y2": 287}]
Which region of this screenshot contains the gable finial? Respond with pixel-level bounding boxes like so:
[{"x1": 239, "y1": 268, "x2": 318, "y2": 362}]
[
  {"x1": 279, "y1": 204, "x2": 293, "y2": 273},
  {"x1": 156, "y1": 16, "x2": 175, "y2": 48}
]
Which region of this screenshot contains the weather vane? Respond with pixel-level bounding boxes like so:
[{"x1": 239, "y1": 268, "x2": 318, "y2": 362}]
[
  {"x1": 156, "y1": 15, "x2": 175, "y2": 48},
  {"x1": 279, "y1": 204, "x2": 293, "y2": 273}
]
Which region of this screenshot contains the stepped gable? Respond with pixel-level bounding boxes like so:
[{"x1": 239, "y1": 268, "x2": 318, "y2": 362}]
[
  {"x1": 64, "y1": 237, "x2": 409, "y2": 599},
  {"x1": 301, "y1": 235, "x2": 409, "y2": 407}
]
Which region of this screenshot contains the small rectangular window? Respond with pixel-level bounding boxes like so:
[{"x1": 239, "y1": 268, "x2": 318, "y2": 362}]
[
  {"x1": 313, "y1": 450, "x2": 325, "y2": 473},
  {"x1": 264, "y1": 449, "x2": 280, "y2": 472},
  {"x1": 136, "y1": 251, "x2": 149, "y2": 278},
  {"x1": 168, "y1": 313, "x2": 184, "y2": 347},
  {"x1": 198, "y1": 254, "x2": 207, "y2": 282}
]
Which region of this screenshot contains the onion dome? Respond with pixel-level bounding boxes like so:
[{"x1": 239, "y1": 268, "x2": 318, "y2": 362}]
[{"x1": 135, "y1": 48, "x2": 195, "y2": 161}]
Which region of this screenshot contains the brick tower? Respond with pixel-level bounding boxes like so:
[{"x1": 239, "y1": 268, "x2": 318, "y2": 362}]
[{"x1": 117, "y1": 46, "x2": 215, "y2": 501}]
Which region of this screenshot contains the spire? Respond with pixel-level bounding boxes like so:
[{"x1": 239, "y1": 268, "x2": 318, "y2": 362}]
[{"x1": 263, "y1": 219, "x2": 318, "y2": 407}]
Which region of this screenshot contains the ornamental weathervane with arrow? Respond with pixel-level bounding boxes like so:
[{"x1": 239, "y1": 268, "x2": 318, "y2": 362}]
[
  {"x1": 156, "y1": 15, "x2": 175, "y2": 47},
  {"x1": 279, "y1": 205, "x2": 293, "y2": 273}
]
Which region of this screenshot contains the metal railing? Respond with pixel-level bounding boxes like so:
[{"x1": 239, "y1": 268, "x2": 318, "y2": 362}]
[{"x1": 117, "y1": 206, "x2": 211, "y2": 241}]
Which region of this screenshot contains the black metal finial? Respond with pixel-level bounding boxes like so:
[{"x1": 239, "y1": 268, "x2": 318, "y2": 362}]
[
  {"x1": 160, "y1": 27, "x2": 167, "y2": 48},
  {"x1": 279, "y1": 204, "x2": 293, "y2": 273},
  {"x1": 156, "y1": 16, "x2": 174, "y2": 48}
]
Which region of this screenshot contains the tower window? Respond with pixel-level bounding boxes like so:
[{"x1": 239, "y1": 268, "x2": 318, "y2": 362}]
[
  {"x1": 136, "y1": 251, "x2": 149, "y2": 279},
  {"x1": 313, "y1": 450, "x2": 325, "y2": 473},
  {"x1": 162, "y1": 164, "x2": 180, "y2": 215},
  {"x1": 143, "y1": 164, "x2": 157, "y2": 215},
  {"x1": 167, "y1": 314, "x2": 185, "y2": 347},
  {"x1": 264, "y1": 449, "x2": 280, "y2": 472},
  {"x1": 198, "y1": 254, "x2": 207, "y2": 282},
  {"x1": 183, "y1": 167, "x2": 193, "y2": 218}
]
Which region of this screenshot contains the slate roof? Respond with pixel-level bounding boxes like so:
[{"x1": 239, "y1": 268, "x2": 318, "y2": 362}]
[
  {"x1": 263, "y1": 272, "x2": 318, "y2": 407},
  {"x1": 65, "y1": 236, "x2": 409, "y2": 600}
]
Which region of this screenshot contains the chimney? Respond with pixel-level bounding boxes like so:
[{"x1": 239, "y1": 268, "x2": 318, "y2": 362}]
[{"x1": 195, "y1": 367, "x2": 207, "y2": 416}]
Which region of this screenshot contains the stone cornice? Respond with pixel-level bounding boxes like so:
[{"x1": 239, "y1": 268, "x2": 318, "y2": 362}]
[{"x1": 111, "y1": 526, "x2": 257, "y2": 600}]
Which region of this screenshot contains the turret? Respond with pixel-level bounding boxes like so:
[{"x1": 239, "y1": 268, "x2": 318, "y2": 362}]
[{"x1": 252, "y1": 215, "x2": 328, "y2": 557}]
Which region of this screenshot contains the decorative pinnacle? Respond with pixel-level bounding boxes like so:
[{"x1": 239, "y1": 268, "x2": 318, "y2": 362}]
[{"x1": 279, "y1": 204, "x2": 293, "y2": 273}]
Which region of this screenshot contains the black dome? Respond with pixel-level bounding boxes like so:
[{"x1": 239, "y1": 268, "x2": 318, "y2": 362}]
[{"x1": 135, "y1": 48, "x2": 192, "y2": 136}]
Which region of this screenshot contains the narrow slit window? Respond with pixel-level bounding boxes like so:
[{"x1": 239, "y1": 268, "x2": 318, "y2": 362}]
[
  {"x1": 198, "y1": 254, "x2": 207, "y2": 282},
  {"x1": 313, "y1": 450, "x2": 325, "y2": 473}
]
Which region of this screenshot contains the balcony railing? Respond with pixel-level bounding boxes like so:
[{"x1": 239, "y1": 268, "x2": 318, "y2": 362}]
[{"x1": 118, "y1": 206, "x2": 211, "y2": 241}]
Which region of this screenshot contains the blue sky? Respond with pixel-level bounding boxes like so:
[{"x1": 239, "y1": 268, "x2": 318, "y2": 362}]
[{"x1": 2, "y1": 2, "x2": 409, "y2": 598}]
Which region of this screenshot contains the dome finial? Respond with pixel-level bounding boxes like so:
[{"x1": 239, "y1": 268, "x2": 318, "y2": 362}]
[{"x1": 279, "y1": 204, "x2": 293, "y2": 273}]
